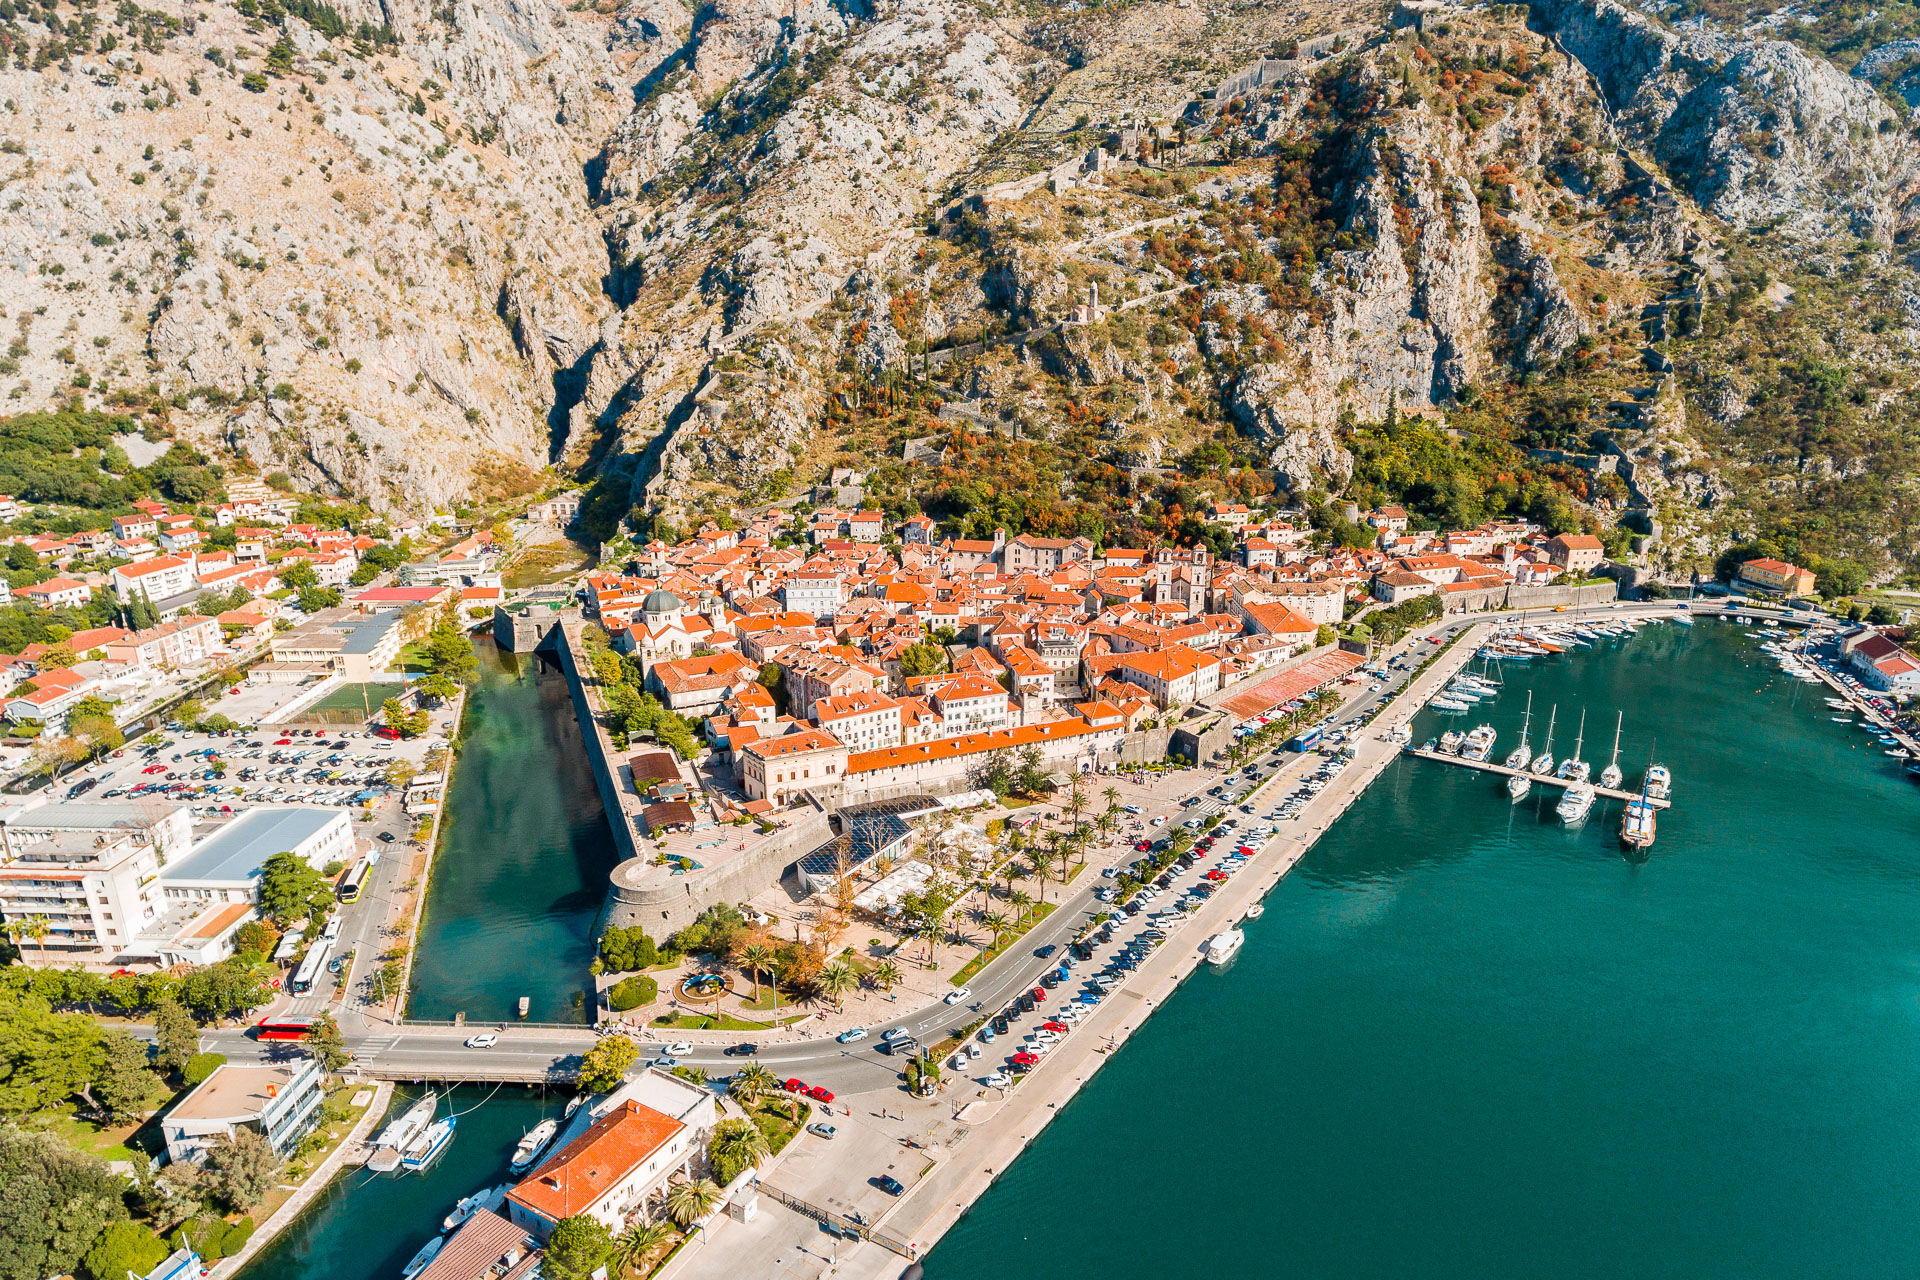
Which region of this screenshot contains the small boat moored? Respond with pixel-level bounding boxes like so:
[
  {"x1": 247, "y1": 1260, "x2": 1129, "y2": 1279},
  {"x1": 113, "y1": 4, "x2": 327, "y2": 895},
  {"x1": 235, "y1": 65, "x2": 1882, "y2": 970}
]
[
  {"x1": 1205, "y1": 929, "x2": 1246, "y2": 965},
  {"x1": 511, "y1": 1119, "x2": 560, "y2": 1174},
  {"x1": 401, "y1": 1237, "x2": 444, "y2": 1280}
]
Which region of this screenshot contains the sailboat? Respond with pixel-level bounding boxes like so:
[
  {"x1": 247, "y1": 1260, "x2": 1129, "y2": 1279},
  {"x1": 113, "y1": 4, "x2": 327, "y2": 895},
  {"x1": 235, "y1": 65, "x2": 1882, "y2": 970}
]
[
  {"x1": 1600, "y1": 711, "x2": 1625, "y2": 790},
  {"x1": 1556, "y1": 711, "x2": 1590, "y2": 783},
  {"x1": 1506, "y1": 771, "x2": 1532, "y2": 802},
  {"x1": 1505, "y1": 692, "x2": 1534, "y2": 770},
  {"x1": 1620, "y1": 776, "x2": 1657, "y2": 850},
  {"x1": 1531, "y1": 706, "x2": 1557, "y2": 776}
]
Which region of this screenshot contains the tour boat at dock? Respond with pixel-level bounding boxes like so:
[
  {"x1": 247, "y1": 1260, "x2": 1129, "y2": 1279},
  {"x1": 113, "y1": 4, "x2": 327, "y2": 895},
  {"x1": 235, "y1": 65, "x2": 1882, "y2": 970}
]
[
  {"x1": 1620, "y1": 795, "x2": 1657, "y2": 850},
  {"x1": 401, "y1": 1116, "x2": 456, "y2": 1172},
  {"x1": 1556, "y1": 781, "x2": 1597, "y2": 825},
  {"x1": 375, "y1": 1092, "x2": 439, "y2": 1151},
  {"x1": 1460, "y1": 725, "x2": 1497, "y2": 762},
  {"x1": 1205, "y1": 929, "x2": 1246, "y2": 965}
]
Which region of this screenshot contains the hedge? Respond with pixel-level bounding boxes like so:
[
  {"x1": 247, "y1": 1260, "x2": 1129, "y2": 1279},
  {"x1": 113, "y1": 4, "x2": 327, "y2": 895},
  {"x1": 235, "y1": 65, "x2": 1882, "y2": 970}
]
[{"x1": 607, "y1": 974, "x2": 658, "y2": 1012}]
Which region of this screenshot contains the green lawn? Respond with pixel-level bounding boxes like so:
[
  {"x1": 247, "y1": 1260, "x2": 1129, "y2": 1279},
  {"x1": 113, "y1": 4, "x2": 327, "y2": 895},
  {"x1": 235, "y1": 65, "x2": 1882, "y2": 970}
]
[{"x1": 952, "y1": 902, "x2": 1058, "y2": 985}]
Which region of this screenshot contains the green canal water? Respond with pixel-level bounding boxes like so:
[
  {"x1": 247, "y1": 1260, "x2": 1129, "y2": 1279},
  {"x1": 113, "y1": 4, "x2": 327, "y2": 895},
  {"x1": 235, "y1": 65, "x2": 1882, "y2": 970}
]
[
  {"x1": 407, "y1": 638, "x2": 620, "y2": 1024},
  {"x1": 928, "y1": 618, "x2": 1920, "y2": 1279},
  {"x1": 239, "y1": 1086, "x2": 567, "y2": 1280}
]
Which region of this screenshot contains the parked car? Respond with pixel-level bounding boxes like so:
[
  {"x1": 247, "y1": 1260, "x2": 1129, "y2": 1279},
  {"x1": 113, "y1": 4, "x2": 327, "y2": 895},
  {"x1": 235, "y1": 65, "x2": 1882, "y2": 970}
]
[
  {"x1": 807, "y1": 1085, "x2": 835, "y2": 1103},
  {"x1": 806, "y1": 1122, "x2": 838, "y2": 1140},
  {"x1": 876, "y1": 1175, "x2": 905, "y2": 1196}
]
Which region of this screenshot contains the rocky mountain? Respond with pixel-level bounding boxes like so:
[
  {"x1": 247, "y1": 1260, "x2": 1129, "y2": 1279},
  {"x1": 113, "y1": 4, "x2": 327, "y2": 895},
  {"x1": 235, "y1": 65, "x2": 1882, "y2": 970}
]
[{"x1": 6, "y1": 0, "x2": 1920, "y2": 579}]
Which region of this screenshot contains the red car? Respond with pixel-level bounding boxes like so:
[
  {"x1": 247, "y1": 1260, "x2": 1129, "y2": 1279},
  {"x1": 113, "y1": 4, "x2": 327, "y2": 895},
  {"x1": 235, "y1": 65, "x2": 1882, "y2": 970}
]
[
  {"x1": 784, "y1": 1077, "x2": 806, "y2": 1093},
  {"x1": 807, "y1": 1085, "x2": 835, "y2": 1103},
  {"x1": 1206, "y1": 869, "x2": 1228, "y2": 881},
  {"x1": 1039, "y1": 1020, "x2": 1066, "y2": 1033},
  {"x1": 274, "y1": 738, "x2": 293, "y2": 745},
  {"x1": 1010, "y1": 1051, "x2": 1038, "y2": 1066},
  {"x1": 1031, "y1": 987, "x2": 1046, "y2": 1002},
  {"x1": 1134, "y1": 841, "x2": 1151, "y2": 851}
]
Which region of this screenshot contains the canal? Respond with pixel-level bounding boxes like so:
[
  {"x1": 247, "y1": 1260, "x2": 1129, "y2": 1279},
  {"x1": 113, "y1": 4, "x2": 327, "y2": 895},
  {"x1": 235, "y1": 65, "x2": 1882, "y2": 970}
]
[
  {"x1": 927, "y1": 619, "x2": 1920, "y2": 1279},
  {"x1": 406, "y1": 637, "x2": 620, "y2": 1024},
  {"x1": 239, "y1": 1086, "x2": 567, "y2": 1280}
]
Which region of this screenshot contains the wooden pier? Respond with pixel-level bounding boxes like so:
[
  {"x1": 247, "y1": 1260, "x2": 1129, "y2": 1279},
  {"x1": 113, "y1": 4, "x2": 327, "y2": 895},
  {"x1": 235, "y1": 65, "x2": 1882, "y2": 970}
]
[{"x1": 1403, "y1": 748, "x2": 1672, "y2": 808}]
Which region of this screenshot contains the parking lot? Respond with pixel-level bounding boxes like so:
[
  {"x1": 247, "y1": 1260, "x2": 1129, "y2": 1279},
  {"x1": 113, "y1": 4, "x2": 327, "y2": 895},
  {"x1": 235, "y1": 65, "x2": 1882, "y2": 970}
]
[{"x1": 48, "y1": 716, "x2": 449, "y2": 850}]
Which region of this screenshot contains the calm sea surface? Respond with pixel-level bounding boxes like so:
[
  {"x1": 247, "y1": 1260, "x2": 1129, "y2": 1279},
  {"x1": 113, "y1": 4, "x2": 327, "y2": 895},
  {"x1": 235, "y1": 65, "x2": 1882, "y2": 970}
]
[{"x1": 927, "y1": 618, "x2": 1920, "y2": 1279}]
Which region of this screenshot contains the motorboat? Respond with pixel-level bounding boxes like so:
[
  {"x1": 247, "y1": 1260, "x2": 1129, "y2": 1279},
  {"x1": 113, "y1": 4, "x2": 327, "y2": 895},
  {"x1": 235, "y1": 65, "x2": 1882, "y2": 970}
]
[
  {"x1": 1205, "y1": 929, "x2": 1245, "y2": 965},
  {"x1": 1505, "y1": 692, "x2": 1534, "y2": 770},
  {"x1": 1431, "y1": 696, "x2": 1471, "y2": 713},
  {"x1": 1643, "y1": 764, "x2": 1672, "y2": 801},
  {"x1": 511, "y1": 1119, "x2": 560, "y2": 1174},
  {"x1": 375, "y1": 1092, "x2": 439, "y2": 1150},
  {"x1": 1460, "y1": 725, "x2": 1497, "y2": 762},
  {"x1": 1506, "y1": 773, "x2": 1531, "y2": 802},
  {"x1": 443, "y1": 1185, "x2": 508, "y2": 1232},
  {"x1": 401, "y1": 1238, "x2": 444, "y2": 1280},
  {"x1": 1438, "y1": 730, "x2": 1466, "y2": 755},
  {"x1": 1243, "y1": 904, "x2": 1265, "y2": 921},
  {"x1": 1599, "y1": 711, "x2": 1625, "y2": 790},
  {"x1": 1556, "y1": 781, "x2": 1596, "y2": 824},
  {"x1": 401, "y1": 1116, "x2": 456, "y2": 1172}
]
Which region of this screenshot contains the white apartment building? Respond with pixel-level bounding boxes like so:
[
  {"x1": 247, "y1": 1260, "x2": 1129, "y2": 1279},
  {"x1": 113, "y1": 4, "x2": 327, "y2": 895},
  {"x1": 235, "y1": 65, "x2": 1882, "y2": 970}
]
[
  {"x1": 929, "y1": 675, "x2": 1014, "y2": 734},
  {"x1": 780, "y1": 574, "x2": 844, "y2": 619},
  {"x1": 0, "y1": 799, "x2": 191, "y2": 960},
  {"x1": 814, "y1": 690, "x2": 903, "y2": 753},
  {"x1": 740, "y1": 729, "x2": 848, "y2": 807},
  {"x1": 112, "y1": 553, "x2": 197, "y2": 604}
]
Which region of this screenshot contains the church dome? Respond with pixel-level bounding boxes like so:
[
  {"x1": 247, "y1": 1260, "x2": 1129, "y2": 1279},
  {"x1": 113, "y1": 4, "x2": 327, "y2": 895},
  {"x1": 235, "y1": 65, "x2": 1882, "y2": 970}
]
[{"x1": 642, "y1": 588, "x2": 684, "y2": 614}]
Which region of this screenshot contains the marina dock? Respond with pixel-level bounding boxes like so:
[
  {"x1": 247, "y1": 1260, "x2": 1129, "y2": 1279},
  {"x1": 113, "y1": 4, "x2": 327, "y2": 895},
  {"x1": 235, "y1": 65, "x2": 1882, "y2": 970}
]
[{"x1": 1403, "y1": 748, "x2": 1672, "y2": 808}]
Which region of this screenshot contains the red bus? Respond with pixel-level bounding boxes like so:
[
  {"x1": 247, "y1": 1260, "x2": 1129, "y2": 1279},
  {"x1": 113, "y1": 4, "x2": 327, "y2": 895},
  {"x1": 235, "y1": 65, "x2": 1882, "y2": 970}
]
[{"x1": 254, "y1": 1015, "x2": 323, "y2": 1042}]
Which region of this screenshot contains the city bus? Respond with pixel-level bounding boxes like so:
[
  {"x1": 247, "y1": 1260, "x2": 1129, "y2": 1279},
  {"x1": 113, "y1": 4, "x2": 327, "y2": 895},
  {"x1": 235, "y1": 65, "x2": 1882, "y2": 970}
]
[
  {"x1": 336, "y1": 858, "x2": 371, "y2": 904},
  {"x1": 289, "y1": 938, "x2": 334, "y2": 996},
  {"x1": 253, "y1": 1015, "x2": 323, "y2": 1042}
]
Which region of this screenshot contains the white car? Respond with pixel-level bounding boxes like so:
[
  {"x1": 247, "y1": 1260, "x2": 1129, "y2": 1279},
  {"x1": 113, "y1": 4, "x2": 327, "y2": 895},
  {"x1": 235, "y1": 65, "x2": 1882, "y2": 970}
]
[
  {"x1": 665, "y1": 1041, "x2": 693, "y2": 1056},
  {"x1": 464, "y1": 1033, "x2": 498, "y2": 1048},
  {"x1": 984, "y1": 1073, "x2": 1013, "y2": 1088},
  {"x1": 945, "y1": 987, "x2": 971, "y2": 1005}
]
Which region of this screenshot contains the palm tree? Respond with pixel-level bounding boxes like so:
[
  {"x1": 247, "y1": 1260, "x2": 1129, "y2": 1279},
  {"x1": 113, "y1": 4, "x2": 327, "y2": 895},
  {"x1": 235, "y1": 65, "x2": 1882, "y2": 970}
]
[
  {"x1": 819, "y1": 960, "x2": 857, "y2": 1010},
  {"x1": 1102, "y1": 784, "x2": 1120, "y2": 812},
  {"x1": 981, "y1": 910, "x2": 1009, "y2": 949},
  {"x1": 872, "y1": 959, "x2": 901, "y2": 993},
  {"x1": 730, "y1": 1062, "x2": 779, "y2": 1108},
  {"x1": 664, "y1": 1178, "x2": 724, "y2": 1228},
  {"x1": 710, "y1": 1118, "x2": 771, "y2": 1178},
  {"x1": 609, "y1": 1221, "x2": 674, "y2": 1277},
  {"x1": 739, "y1": 943, "x2": 772, "y2": 1003},
  {"x1": 1008, "y1": 888, "x2": 1034, "y2": 925},
  {"x1": 12, "y1": 914, "x2": 50, "y2": 960},
  {"x1": 914, "y1": 917, "x2": 944, "y2": 967}
]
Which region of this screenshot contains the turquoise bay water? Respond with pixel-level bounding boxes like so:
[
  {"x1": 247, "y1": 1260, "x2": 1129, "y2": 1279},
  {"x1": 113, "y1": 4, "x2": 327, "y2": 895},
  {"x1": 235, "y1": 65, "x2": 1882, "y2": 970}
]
[
  {"x1": 408, "y1": 638, "x2": 620, "y2": 1023},
  {"x1": 928, "y1": 620, "x2": 1920, "y2": 1279},
  {"x1": 239, "y1": 1087, "x2": 565, "y2": 1280}
]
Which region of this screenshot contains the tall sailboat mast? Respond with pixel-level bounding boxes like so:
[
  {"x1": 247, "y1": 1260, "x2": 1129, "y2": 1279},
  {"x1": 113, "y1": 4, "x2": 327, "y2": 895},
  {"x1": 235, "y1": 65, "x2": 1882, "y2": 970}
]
[{"x1": 1601, "y1": 711, "x2": 1625, "y2": 789}]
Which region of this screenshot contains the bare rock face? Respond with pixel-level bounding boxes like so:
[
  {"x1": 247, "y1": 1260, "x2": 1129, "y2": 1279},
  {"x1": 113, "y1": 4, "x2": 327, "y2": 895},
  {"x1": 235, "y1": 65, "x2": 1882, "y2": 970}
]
[
  {"x1": 1508, "y1": 241, "x2": 1588, "y2": 370},
  {"x1": 1532, "y1": 0, "x2": 1920, "y2": 240}
]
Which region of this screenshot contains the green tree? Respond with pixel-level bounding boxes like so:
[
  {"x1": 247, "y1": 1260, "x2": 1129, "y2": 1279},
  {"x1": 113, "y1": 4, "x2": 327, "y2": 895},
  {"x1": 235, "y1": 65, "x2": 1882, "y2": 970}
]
[
  {"x1": 306, "y1": 1013, "x2": 350, "y2": 1075},
  {"x1": 381, "y1": 698, "x2": 428, "y2": 738},
  {"x1": 0, "y1": 1127, "x2": 128, "y2": 1280},
  {"x1": 126, "y1": 590, "x2": 158, "y2": 630},
  {"x1": 182, "y1": 1053, "x2": 226, "y2": 1089},
  {"x1": 818, "y1": 960, "x2": 857, "y2": 1010},
  {"x1": 900, "y1": 640, "x2": 948, "y2": 678},
  {"x1": 543, "y1": 1214, "x2": 614, "y2": 1280},
  {"x1": 276, "y1": 559, "x2": 319, "y2": 590},
  {"x1": 203, "y1": 1128, "x2": 278, "y2": 1212},
  {"x1": 576, "y1": 1036, "x2": 638, "y2": 1094},
  {"x1": 706, "y1": 1118, "x2": 770, "y2": 1185},
  {"x1": 297, "y1": 586, "x2": 343, "y2": 612},
  {"x1": 728, "y1": 1062, "x2": 779, "y2": 1108},
  {"x1": 424, "y1": 613, "x2": 478, "y2": 683},
  {"x1": 414, "y1": 672, "x2": 460, "y2": 704},
  {"x1": 606, "y1": 1220, "x2": 673, "y2": 1278},
  {"x1": 89, "y1": 1029, "x2": 155, "y2": 1124},
  {"x1": 82, "y1": 1221, "x2": 169, "y2": 1280},
  {"x1": 663, "y1": 1177, "x2": 723, "y2": 1228},
  {"x1": 258, "y1": 852, "x2": 329, "y2": 923},
  {"x1": 738, "y1": 942, "x2": 772, "y2": 1002},
  {"x1": 152, "y1": 997, "x2": 198, "y2": 1078}
]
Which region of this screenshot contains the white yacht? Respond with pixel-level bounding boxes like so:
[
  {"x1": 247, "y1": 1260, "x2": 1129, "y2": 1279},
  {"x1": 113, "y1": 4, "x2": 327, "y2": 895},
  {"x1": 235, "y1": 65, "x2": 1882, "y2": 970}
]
[
  {"x1": 401, "y1": 1116, "x2": 456, "y2": 1172},
  {"x1": 1531, "y1": 707, "x2": 1558, "y2": 776},
  {"x1": 510, "y1": 1119, "x2": 560, "y2": 1174},
  {"x1": 1506, "y1": 772, "x2": 1532, "y2": 802},
  {"x1": 1243, "y1": 904, "x2": 1265, "y2": 922},
  {"x1": 1461, "y1": 725, "x2": 1497, "y2": 762},
  {"x1": 1431, "y1": 696, "x2": 1471, "y2": 713},
  {"x1": 1505, "y1": 692, "x2": 1535, "y2": 770},
  {"x1": 1599, "y1": 711, "x2": 1625, "y2": 790},
  {"x1": 1205, "y1": 929, "x2": 1245, "y2": 965},
  {"x1": 1643, "y1": 764, "x2": 1672, "y2": 801},
  {"x1": 1556, "y1": 781, "x2": 1596, "y2": 824},
  {"x1": 375, "y1": 1092, "x2": 439, "y2": 1150},
  {"x1": 1439, "y1": 730, "x2": 1466, "y2": 755},
  {"x1": 443, "y1": 1185, "x2": 509, "y2": 1233}
]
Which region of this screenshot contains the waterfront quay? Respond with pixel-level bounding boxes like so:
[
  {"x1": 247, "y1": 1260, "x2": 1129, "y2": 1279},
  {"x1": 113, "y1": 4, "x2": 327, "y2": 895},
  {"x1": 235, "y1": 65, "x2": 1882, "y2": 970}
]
[{"x1": 1401, "y1": 749, "x2": 1672, "y2": 807}]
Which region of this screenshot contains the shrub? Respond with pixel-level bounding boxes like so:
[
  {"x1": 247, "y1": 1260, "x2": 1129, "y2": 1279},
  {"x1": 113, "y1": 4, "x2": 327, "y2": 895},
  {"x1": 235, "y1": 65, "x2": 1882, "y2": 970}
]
[
  {"x1": 606, "y1": 974, "x2": 658, "y2": 1012},
  {"x1": 183, "y1": 1052, "x2": 226, "y2": 1087}
]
